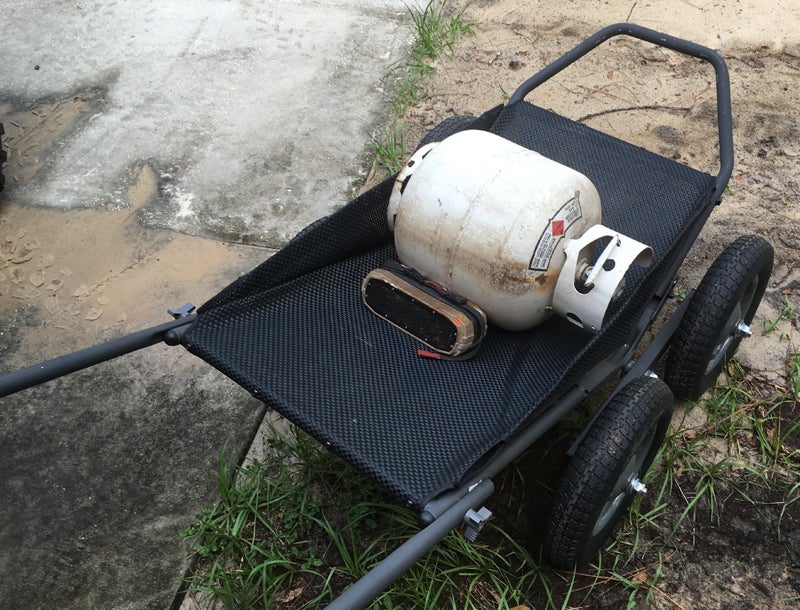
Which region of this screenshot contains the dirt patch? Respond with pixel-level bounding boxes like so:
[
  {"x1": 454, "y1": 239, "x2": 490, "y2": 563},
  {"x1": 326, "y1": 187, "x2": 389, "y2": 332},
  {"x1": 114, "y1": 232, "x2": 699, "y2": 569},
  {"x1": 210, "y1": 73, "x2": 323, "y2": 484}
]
[
  {"x1": 0, "y1": 91, "x2": 102, "y2": 186},
  {"x1": 0, "y1": 133, "x2": 268, "y2": 369}
]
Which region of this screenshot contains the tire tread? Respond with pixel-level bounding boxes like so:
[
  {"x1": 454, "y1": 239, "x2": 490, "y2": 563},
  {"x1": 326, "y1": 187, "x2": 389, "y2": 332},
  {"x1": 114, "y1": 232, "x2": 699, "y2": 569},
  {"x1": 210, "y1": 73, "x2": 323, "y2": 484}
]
[
  {"x1": 666, "y1": 235, "x2": 773, "y2": 400},
  {"x1": 545, "y1": 377, "x2": 674, "y2": 567}
]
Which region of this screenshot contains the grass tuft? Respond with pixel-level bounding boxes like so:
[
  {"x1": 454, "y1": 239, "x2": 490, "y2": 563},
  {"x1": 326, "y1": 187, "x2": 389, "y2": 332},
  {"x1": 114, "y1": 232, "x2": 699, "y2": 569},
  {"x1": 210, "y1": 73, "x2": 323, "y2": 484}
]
[
  {"x1": 408, "y1": 0, "x2": 475, "y2": 60},
  {"x1": 181, "y1": 425, "x2": 539, "y2": 609},
  {"x1": 368, "y1": 0, "x2": 476, "y2": 174},
  {"x1": 369, "y1": 127, "x2": 406, "y2": 175}
]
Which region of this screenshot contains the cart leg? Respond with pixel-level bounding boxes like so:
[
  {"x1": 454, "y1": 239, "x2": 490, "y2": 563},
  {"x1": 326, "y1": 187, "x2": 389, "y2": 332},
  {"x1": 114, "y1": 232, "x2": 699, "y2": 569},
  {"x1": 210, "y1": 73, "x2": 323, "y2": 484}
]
[
  {"x1": 324, "y1": 479, "x2": 494, "y2": 610},
  {"x1": 0, "y1": 314, "x2": 194, "y2": 398}
]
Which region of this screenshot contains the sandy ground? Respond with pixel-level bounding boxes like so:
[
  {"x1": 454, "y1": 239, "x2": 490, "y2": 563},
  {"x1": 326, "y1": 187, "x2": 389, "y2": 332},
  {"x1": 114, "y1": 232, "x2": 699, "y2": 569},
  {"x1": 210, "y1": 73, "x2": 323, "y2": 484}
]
[
  {"x1": 399, "y1": 0, "x2": 800, "y2": 374},
  {"x1": 1, "y1": 0, "x2": 798, "y2": 608}
]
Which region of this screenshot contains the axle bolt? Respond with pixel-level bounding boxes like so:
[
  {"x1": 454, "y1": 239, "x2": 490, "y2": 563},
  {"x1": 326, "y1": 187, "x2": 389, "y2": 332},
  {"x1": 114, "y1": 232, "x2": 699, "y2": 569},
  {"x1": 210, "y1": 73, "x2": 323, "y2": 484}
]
[{"x1": 629, "y1": 477, "x2": 647, "y2": 495}]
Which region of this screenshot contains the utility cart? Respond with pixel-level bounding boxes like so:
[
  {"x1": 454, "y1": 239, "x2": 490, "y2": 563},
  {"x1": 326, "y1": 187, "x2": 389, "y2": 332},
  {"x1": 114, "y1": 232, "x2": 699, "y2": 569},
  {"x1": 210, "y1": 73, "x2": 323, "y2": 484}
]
[{"x1": 0, "y1": 23, "x2": 774, "y2": 609}]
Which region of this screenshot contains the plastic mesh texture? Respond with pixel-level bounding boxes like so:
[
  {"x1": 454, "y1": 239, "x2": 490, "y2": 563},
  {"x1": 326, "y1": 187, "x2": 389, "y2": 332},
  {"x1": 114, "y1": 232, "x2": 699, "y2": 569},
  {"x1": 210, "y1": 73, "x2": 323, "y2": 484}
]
[{"x1": 183, "y1": 102, "x2": 716, "y2": 508}]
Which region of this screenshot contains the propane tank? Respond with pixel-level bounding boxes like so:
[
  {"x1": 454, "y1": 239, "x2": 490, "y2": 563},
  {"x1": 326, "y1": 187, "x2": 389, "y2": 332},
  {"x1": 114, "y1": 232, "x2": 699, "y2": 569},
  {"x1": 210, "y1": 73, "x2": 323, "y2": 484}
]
[{"x1": 388, "y1": 130, "x2": 651, "y2": 332}]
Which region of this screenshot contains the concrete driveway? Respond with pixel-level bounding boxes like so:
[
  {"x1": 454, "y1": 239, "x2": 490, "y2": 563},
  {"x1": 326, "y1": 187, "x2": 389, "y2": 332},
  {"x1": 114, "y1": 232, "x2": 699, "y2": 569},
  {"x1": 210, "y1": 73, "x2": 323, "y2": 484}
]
[{"x1": 0, "y1": 1, "x2": 410, "y2": 608}]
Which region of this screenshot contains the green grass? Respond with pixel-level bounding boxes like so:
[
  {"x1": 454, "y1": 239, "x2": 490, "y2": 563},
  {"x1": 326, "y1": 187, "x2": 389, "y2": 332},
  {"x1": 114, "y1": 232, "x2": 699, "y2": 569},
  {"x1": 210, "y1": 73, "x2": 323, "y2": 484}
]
[
  {"x1": 408, "y1": 0, "x2": 475, "y2": 60},
  {"x1": 368, "y1": 0, "x2": 476, "y2": 173},
  {"x1": 789, "y1": 347, "x2": 800, "y2": 403},
  {"x1": 763, "y1": 296, "x2": 794, "y2": 335},
  {"x1": 389, "y1": 0, "x2": 476, "y2": 114},
  {"x1": 180, "y1": 430, "x2": 333, "y2": 608},
  {"x1": 181, "y1": 424, "x2": 548, "y2": 609},
  {"x1": 640, "y1": 354, "x2": 800, "y2": 550},
  {"x1": 369, "y1": 126, "x2": 406, "y2": 175},
  {"x1": 762, "y1": 298, "x2": 799, "y2": 401}
]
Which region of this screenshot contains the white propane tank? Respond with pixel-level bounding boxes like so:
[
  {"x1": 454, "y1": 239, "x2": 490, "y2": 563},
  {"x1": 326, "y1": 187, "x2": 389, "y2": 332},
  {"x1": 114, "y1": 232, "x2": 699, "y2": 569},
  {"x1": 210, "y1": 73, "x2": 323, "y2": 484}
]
[
  {"x1": 389, "y1": 129, "x2": 604, "y2": 331},
  {"x1": 389, "y1": 130, "x2": 653, "y2": 332}
]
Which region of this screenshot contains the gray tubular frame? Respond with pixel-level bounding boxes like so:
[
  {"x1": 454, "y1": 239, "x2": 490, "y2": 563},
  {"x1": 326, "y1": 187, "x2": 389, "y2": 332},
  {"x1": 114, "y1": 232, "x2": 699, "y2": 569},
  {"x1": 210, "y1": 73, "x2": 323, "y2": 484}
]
[{"x1": 508, "y1": 22, "x2": 733, "y2": 199}]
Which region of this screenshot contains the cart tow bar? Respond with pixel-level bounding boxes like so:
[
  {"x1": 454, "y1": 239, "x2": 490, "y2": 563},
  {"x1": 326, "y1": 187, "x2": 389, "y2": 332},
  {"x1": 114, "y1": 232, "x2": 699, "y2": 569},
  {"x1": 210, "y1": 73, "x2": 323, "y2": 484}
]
[{"x1": 0, "y1": 304, "x2": 196, "y2": 398}]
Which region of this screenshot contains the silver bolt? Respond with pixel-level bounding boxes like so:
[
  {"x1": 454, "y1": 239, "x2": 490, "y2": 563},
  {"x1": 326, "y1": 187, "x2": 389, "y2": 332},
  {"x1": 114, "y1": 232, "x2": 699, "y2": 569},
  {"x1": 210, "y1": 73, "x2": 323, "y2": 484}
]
[
  {"x1": 629, "y1": 477, "x2": 648, "y2": 495},
  {"x1": 735, "y1": 322, "x2": 753, "y2": 338}
]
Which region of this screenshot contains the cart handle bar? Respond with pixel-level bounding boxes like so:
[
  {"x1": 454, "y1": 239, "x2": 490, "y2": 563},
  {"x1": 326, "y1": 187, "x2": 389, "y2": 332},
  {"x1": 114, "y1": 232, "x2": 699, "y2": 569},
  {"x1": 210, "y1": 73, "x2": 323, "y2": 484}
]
[
  {"x1": 0, "y1": 315, "x2": 194, "y2": 398},
  {"x1": 508, "y1": 22, "x2": 733, "y2": 198}
]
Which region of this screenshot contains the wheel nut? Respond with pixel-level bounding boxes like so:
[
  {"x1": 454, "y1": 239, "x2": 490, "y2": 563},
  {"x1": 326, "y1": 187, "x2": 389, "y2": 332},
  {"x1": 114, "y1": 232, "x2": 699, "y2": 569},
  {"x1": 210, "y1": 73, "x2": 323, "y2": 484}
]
[
  {"x1": 735, "y1": 322, "x2": 753, "y2": 338},
  {"x1": 629, "y1": 477, "x2": 647, "y2": 495}
]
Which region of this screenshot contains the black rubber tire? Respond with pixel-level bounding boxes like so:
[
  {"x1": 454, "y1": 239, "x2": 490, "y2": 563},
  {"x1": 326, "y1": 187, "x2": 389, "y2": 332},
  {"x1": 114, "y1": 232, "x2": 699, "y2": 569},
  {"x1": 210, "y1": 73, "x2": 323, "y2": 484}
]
[
  {"x1": 416, "y1": 115, "x2": 477, "y2": 150},
  {"x1": 544, "y1": 376, "x2": 674, "y2": 568},
  {"x1": 665, "y1": 235, "x2": 774, "y2": 401}
]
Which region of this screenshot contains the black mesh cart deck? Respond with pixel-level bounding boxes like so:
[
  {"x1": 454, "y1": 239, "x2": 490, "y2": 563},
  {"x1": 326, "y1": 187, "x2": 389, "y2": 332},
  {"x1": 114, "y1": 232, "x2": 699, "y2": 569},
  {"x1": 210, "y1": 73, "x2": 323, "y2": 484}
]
[{"x1": 181, "y1": 99, "x2": 717, "y2": 509}]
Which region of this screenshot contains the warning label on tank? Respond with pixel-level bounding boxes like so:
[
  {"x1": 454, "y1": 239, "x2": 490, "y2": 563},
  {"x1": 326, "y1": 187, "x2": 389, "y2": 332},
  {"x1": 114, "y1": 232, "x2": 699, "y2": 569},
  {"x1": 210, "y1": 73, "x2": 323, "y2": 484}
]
[{"x1": 529, "y1": 191, "x2": 583, "y2": 271}]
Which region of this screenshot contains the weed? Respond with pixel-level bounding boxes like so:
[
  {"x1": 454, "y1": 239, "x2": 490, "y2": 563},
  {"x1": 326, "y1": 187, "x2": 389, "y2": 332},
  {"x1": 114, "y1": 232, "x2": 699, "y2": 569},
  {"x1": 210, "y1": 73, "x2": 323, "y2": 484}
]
[
  {"x1": 671, "y1": 286, "x2": 688, "y2": 302},
  {"x1": 763, "y1": 297, "x2": 793, "y2": 335},
  {"x1": 391, "y1": 65, "x2": 435, "y2": 115},
  {"x1": 407, "y1": 0, "x2": 476, "y2": 60},
  {"x1": 370, "y1": 0, "x2": 476, "y2": 173},
  {"x1": 787, "y1": 346, "x2": 800, "y2": 402},
  {"x1": 369, "y1": 127, "x2": 406, "y2": 174}
]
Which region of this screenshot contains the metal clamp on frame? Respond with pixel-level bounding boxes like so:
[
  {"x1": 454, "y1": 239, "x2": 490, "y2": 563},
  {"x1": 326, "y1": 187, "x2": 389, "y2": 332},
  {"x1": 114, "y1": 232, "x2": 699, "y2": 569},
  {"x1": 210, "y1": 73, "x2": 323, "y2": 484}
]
[
  {"x1": 553, "y1": 225, "x2": 652, "y2": 332},
  {"x1": 463, "y1": 506, "x2": 493, "y2": 542}
]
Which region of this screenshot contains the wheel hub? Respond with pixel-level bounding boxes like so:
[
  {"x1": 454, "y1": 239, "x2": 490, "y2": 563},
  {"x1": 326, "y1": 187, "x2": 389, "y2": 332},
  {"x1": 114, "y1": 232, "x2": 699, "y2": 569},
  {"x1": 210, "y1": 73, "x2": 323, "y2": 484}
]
[
  {"x1": 591, "y1": 427, "x2": 656, "y2": 538},
  {"x1": 704, "y1": 276, "x2": 759, "y2": 376}
]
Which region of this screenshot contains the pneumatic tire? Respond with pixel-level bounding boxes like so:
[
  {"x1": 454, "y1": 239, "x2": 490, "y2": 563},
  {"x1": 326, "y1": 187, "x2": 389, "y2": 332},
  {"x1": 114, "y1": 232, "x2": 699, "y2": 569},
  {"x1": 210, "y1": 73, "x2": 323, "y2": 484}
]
[
  {"x1": 544, "y1": 376, "x2": 674, "y2": 568},
  {"x1": 665, "y1": 235, "x2": 774, "y2": 401}
]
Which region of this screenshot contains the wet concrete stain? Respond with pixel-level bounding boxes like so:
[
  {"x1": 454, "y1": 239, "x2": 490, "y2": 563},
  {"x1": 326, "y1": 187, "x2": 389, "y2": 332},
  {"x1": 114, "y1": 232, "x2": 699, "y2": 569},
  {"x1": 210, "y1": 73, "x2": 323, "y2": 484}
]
[{"x1": 0, "y1": 84, "x2": 110, "y2": 189}]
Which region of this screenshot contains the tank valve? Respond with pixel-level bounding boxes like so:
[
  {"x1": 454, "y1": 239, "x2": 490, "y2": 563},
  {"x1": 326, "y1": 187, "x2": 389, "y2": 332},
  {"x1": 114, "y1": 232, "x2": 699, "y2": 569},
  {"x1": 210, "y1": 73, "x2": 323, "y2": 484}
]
[{"x1": 553, "y1": 225, "x2": 652, "y2": 333}]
